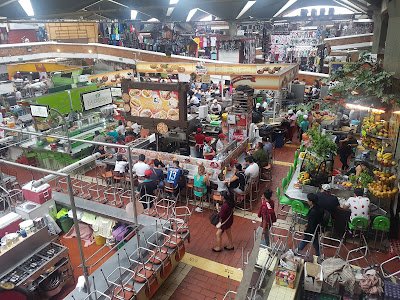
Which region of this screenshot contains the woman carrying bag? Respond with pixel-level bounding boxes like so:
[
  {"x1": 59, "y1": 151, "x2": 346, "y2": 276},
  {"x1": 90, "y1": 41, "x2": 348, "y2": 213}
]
[{"x1": 212, "y1": 191, "x2": 234, "y2": 252}]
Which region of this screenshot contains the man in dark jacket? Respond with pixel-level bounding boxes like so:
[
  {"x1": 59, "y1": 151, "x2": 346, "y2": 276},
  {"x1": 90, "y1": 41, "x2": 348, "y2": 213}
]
[
  {"x1": 297, "y1": 193, "x2": 323, "y2": 256},
  {"x1": 316, "y1": 184, "x2": 339, "y2": 218}
]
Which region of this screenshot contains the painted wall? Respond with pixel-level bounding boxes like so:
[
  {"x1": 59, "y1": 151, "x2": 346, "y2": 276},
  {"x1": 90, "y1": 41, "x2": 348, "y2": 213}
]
[{"x1": 7, "y1": 62, "x2": 82, "y2": 76}]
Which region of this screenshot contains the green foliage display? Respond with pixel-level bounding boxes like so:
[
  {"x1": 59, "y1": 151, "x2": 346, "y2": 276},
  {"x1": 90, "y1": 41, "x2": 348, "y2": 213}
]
[
  {"x1": 359, "y1": 170, "x2": 375, "y2": 188},
  {"x1": 307, "y1": 129, "x2": 338, "y2": 158}
]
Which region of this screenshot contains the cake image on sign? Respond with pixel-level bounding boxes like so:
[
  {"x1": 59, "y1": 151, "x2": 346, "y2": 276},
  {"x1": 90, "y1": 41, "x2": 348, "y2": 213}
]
[
  {"x1": 167, "y1": 109, "x2": 178, "y2": 120},
  {"x1": 150, "y1": 64, "x2": 157, "y2": 69},
  {"x1": 140, "y1": 109, "x2": 153, "y2": 118},
  {"x1": 130, "y1": 98, "x2": 141, "y2": 110},
  {"x1": 160, "y1": 91, "x2": 173, "y2": 101},
  {"x1": 124, "y1": 104, "x2": 131, "y2": 112},
  {"x1": 129, "y1": 89, "x2": 141, "y2": 97},
  {"x1": 142, "y1": 90, "x2": 152, "y2": 98},
  {"x1": 154, "y1": 111, "x2": 167, "y2": 119},
  {"x1": 122, "y1": 93, "x2": 130, "y2": 103},
  {"x1": 168, "y1": 99, "x2": 178, "y2": 109}
]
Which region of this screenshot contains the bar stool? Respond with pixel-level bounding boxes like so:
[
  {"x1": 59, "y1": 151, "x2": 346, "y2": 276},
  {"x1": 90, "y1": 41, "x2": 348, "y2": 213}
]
[
  {"x1": 113, "y1": 171, "x2": 124, "y2": 188},
  {"x1": 211, "y1": 190, "x2": 223, "y2": 210},
  {"x1": 260, "y1": 164, "x2": 272, "y2": 182},
  {"x1": 347, "y1": 216, "x2": 368, "y2": 245},
  {"x1": 234, "y1": 184, "x2": 252, "y2": 212},
  {"x1": 300, "y1": 145, "x2": 305, "y2": 152},
  {"x1": 250, "y1": 175, "x2": 260, "y2": 203},
  {"x1": 165, "y1": 182, "x2": 180, "y2": 202},
  {"x1": 186, "y1": 178, "x2": 194, "y2": 204},
  {"x1": 282, "y1": 177, "x2": 288, "y2": 191},
  {"x1": 372, "y1": 216, "x2": 390, "y2": 252},
  {"x1": 193, "y1": 186, "x2": 208, "y2": 211}
]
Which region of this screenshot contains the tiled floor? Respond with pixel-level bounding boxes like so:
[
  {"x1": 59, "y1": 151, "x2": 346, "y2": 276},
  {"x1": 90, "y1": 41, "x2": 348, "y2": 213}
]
[{"x1": 4, "y1": 139, "x2": 400, "y2": 300}]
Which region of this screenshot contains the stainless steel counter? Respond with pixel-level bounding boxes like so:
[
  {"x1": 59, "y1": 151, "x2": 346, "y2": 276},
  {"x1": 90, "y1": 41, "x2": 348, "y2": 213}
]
[{"x1": 285, "y1": 159, "x2": 310, "y2": 202}]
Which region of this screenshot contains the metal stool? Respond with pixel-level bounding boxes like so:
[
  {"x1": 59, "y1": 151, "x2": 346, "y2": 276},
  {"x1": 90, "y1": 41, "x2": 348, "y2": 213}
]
[
  {"x1": 185, "y1": 178, "x2": 194, "y2": 205},
  {"x1": 193, "y1": 186, "x2": 208, "y2": 211},
  {"x1": 260, "y1": 164, "x2": 272, "y2": 182},
  {"x1": 234, "y1": 184, "x2": 252, "y2": 212}
]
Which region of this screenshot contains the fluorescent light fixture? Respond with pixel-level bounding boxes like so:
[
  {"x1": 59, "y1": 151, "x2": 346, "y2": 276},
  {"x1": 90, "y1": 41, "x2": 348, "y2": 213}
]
[
  {"x1": 18, "y1": 0, "x2": 34, "y2": 17},
  {"x1": 108, "y1": 0, "x2": 129, "y2": 8},
  {"x1": 88, "y1": 50, "x2": 93, "y2": 53},
  {"x1": 200, "y1": 15, "x2": 212, "y2": 21},
  {"x1": 236, "y1": 1, "x2": 256, "y2": 19},
  {"x1": 147, "y1": 18, "x2": 160, "y2": 22},
  {"x1": 166, "y1": 7, "x2": 174, "y2": 16},
  {"x1": 332, "y1": 0, "x2": 358, "y2": 12},
  {"x1": 273, "y1": 0, "x2": 297, "y2": 17},
  {"x1": 186, "y1": 8, "x2": 197, "y2": 22},
  {"x1": 57, "y1": 49, "x2": 60, "y2": 52},
  {"x1": 131, "y1": 9, "x2": 138, "y2": 20},
  {"x1": 170, "y1": 0, "x2": 179, "y2": 4},
  {"x1": 346, "y1": 103, "x2": 385, "y2": 113},
  {"x1": 339, "y1": 0, "x2": 367, "y2": 12}
]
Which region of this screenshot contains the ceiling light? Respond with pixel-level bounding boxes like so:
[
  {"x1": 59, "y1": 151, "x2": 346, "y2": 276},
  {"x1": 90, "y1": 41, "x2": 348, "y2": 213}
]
[
  {"x1": 57, "y1": 49, "x2": 60, "y2": 52},
  {"x1": 236, "y1": 1, "x2": 256, "y2": 19},
  {"x1": 166, "y1": 7, "x2": 174, "y2": 16},
  {"x1": 186, "y1": 8, "x2": 197, "y2": 22},
  {"x1": 147, "y1": 18, "x2": 160, "y2": 22},
  {"x1": 273, "y1": 0, "x2": 297, "y2": 17},
  {"x1": 88, "y1": 50, "x2": 93, "y2": 53},
  {"x1": 169, "y1": 0, "x2": 179, "y2": 4},
  {"x1": 18, "y1": 0, "x2": 34, "y2": 17},
  {"x1": 200, "y1": 15, "x2": 212, "y2": 22},
  {"x1": 346, "y1": 103, "x2": 385, "y2": 113},
  {"x1": 131, "y1": 9, "x2": 138, "y2": 20}
]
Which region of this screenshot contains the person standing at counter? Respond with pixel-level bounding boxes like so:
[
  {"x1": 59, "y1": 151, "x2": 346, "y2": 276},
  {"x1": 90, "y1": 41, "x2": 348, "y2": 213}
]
[
  {"x1": 216, "y1": 133, "x2": 226, "y2": 154},
  {"x1": 106, "y1": 125, "x2": 119, "y2": 142},
  {"x1": 343, "y1": 188, "x2": 370, "y2": 222},
  {"x1": 194, "y1": 128, "x2": 205, "y2": 158},
  {"x1": 203, "y1": 137, "x2": 215, "y2": 160},
  {"x1": 93, "y1": 130, "x2": 106, "y2": 143},
  {"x1": 133, "y1": 154, "x2": 150, "y2": 183},
  {"x1": 226, "y1": 163, "x2": 246, "y2": 193},
  {"x1": 316, "y1": 184, "x2": 339, "y2": 217},
  {"x1": 286, "y1": 110, "x2": 297, "y2": 143},
  {"x1": 252, "y1": 142, "x2": 269, "y2": 168},
  {"x1": 297, "y1": 193, "x2": 323, "y2": 256},
  {"x1": 194, "y1": 164, "x2": 210, "y2": 212},
  {"x1": 210, "y1": 99, "x2": 222, "y2": 115},
  {"x1": 339, "y1": 131, "x2": 358, "y2": 170},
  {"x1": 125, "y1": 131, "x2": 135, "y2": 143}
]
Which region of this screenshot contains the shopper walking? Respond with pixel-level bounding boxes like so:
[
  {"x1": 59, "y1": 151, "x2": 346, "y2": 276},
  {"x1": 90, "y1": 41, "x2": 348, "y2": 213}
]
[
  {"x1": 339, "y1": 131, "x2": 358, "y2": 170},
  {"x1": 212, "y1": 191, "x2": 234, "y2": 252},
  {"x1": 257, "y1": 189, "x2": 276, "y2": 246}
]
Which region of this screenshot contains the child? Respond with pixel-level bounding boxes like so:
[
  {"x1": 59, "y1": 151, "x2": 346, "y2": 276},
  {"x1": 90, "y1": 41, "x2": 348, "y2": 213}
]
[
  {"x1": 257, "y1": 189, "x2": 276, "y2": 246},
  {"x1": 217, "y1": 172, "x2": 227, "y2": 192}
]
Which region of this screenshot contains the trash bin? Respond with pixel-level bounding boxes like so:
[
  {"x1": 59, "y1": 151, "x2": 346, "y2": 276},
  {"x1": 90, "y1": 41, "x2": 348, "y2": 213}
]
[
  {"x1": 273, "y1": 128, "x2": 286, "y2": 148},
  {"x1": 94, "y1": 235, "x2": 106, "y2": 246},
  {"x1": 59, "y1": 216, "x2": 73, "y2": 233}
]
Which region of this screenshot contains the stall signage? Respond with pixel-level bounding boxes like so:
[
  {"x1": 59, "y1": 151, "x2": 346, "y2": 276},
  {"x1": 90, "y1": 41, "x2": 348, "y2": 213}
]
[
  {"x1": 111, "y1": 87, "x2": 122, "y2": 97},
  {"x1": 231, "y1": 75, "x2": 255, "y2": 84},
  {"x1": 124, "y1": 88, "x2": 179, "y2": 121},
  {"x1": 88, "y1": 69, "x2": 133, "y2": 86},
  {"x1": 81, "y1": 88, "x2": 113, "y2": 111},
  {"x1": 195, "y1": 62, "x2": 207, "y2": 75},
  {"x1": 30, "y1": 104, "x2": 49, "y2": 118}
]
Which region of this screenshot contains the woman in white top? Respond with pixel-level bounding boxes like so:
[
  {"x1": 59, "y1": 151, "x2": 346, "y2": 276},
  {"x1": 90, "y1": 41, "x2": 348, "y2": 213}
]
[
  {"x1": 217, "y1": 173, "x2": 227, "y2": 192},
  {"x1": 114, "y1": 154, "x2": 128, "y2": 174}
]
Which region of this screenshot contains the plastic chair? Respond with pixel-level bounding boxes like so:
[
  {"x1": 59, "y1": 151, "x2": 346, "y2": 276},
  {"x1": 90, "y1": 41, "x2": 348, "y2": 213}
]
[
  {"x1": 277, "y1": 186, "x2": 292, "y2": 218},
  {"x1": 282, "y1": 177, "x2": 288, "y2": 191},
  {"x1": 300, "y1": 145, "x2": 305, "y2": 152},
  {"x1": 294, "y1": 159, "x2": 298, "y2": 169},
  {"x1": 372, "y1": 216, "x2": 390, "y2": 252},
  {"x1": 348, "y1": 216, "x2": 368, "y2": 245},
  {"x1": 291, "y1": 200, "x2": 309, "y2": 229},
  {"x1": 212, "y1": 190, "x2": 223, "y2": 210},
  {"x1": 294, "y1": 151, "x2": 299, "y2": 164}
]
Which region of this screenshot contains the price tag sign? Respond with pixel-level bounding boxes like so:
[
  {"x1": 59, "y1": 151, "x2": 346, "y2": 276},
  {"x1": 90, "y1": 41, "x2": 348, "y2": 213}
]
[{"x1": 30, "y1": 105, "x2": 49, "y2": 118}]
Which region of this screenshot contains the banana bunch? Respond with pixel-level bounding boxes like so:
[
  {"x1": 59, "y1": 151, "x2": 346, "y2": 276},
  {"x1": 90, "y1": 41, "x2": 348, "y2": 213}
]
[
  {"x1": 383, "y1": 153, "x2": 392, "y2": 160},
  {"x1": 299, "y1": 171, "x2": 311, "y2": 184}
]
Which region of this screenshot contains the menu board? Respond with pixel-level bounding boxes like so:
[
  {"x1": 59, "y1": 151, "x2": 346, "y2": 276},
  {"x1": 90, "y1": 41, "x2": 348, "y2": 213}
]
[{"x1": 122, "y1": 88, "x2": 179, "y2": 120}]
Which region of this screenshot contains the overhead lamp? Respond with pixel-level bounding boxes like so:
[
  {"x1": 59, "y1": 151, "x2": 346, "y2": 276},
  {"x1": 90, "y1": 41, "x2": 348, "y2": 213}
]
[
  {"x1": 394, "y1": 111, "x2": 400, "y2": 114},
  {"x1": 200, "y1": 15, "x2": 212, "y2": 22},
  {"x1": 346, "y1": 103, "x2": 385, "y2": 114},
  {"x1": 131, "y1": 9, "x2": 138, "y2": 20},
  {"x1": 236, "y1": 1, "x2": 256, "y2": 19},
  {"x1": 18, "y1": 0, "x2": 34, "y2": 16},
  {"x1": 57, "y1": 49, "x2": 60, "y2": 52},
  {"x1": 169, "y1": 0, "x2": 179, "y2": 4},
  {"x1": 88, "y1": 50, "x2": 93, "y2": 53},
  {"x1": 273, "y1": 0, "x2": 297, "y2": 17},
  {"x1": 186, "y1": 8, "x2": 197, "y2": 22},
  {"x1": 147, "y1": 18, "x2": 160, "y2": 22},
  {"x1": 166, "y1": 7, "x2": 174, "y2": 16}
]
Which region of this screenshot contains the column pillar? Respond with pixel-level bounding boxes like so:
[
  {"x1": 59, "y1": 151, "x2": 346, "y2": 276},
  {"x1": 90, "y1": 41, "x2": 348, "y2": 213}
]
[
  {"x1": 371, "y1": 12, "x2": 388, "y2": 55},
  {"x1": 383, "y1": 0, "x2": 400, "y2": 77},
  {"x1": 228, "y1": 22, "x2": 237, "y2": 39}
]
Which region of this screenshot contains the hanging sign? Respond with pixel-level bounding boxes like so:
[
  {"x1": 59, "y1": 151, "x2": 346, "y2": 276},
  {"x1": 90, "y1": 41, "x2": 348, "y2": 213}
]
[{"x1": 81, "y1": 88, "x2": 113, "y2": 111}]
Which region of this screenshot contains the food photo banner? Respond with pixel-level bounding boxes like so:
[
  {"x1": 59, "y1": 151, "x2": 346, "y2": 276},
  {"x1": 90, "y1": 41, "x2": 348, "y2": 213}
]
[
  {"x1": 88, "y1": 69, "x2": 134, "y2": 85},
  {"x1": 136, "y1": 62, "x2": 298, "y2": 78}
]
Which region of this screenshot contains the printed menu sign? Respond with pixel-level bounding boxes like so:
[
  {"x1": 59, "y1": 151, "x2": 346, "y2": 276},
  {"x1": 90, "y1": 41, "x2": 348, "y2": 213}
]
[
  {"x1": 81, "y1": 89, "x2": 113, "y2": 111},
  {"x1": 122, "y1": 89, "x2": 179, "y2": 121}
]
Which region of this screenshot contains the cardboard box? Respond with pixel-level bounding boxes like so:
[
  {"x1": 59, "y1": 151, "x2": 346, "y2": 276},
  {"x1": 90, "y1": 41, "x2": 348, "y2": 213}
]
[
  {"x1": 304, "y1": 262, "x2": 323, "y2": 293},
  {"x1": 275, "y1": 267, "x2": 297, "y2": 289}
]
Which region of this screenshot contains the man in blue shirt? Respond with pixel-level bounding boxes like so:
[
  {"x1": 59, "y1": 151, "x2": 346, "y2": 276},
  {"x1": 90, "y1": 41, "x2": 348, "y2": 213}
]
[
  {"x1": 262, "y1": 136, "x2": 273, "y2": 154},
  {"x1": 166, "y1": 160, "x2": 183, "y2": 196}
]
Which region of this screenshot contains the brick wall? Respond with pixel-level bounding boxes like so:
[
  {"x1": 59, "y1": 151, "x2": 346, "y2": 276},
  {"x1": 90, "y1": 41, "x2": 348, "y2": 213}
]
[{"x1": 7, "y1": 29, "x2": 38, "y2": 44}]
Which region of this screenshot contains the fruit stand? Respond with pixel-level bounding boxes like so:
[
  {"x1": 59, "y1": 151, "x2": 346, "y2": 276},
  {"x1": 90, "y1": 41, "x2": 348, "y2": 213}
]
[{"x1": 298, "y1": 152, "x2": 334, "y2": 187}]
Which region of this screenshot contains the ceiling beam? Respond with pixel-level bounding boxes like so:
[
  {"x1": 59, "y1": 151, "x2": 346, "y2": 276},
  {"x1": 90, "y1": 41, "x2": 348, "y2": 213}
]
[{"x1": 0, "y1": 0, "x2": 16, "y2": 8}]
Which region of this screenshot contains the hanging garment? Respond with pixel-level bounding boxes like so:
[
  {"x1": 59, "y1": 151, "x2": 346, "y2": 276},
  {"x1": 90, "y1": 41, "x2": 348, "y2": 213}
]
[
  {"x1": 92, "y1": 216, "x2": 116, "y2": 239},
  {"x1": 210, "y1": 36, "x2": 216, "y2": 47}
]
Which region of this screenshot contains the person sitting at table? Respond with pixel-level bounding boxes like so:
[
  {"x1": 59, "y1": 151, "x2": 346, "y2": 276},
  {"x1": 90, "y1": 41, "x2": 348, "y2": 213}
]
[
  {"x1": 252, "y1": 142, "x2": 269, "y2": 168},
  {"x1": 114, "y1": 154, "x2": 128, "y2": 175},
  {"x1": 95, "y1": 145, "x2": 111, "y2": 173},
  {"x1": 316, "y1": 184, "x2": 339, "y2": 217},
  {"x1": 194, "y1": 164, "x2": 210, "y2": 212},
  {"x1": 116, "y1": 120, "x2": 126, "y2": 138},
  {"x1": 150, "y1": 159, "x2": 165, "y2": 189},
  {"x1": 343, "y1": 188, "x2": 370, "y2": 222},
  {"x1": 244, "y1": 156, "x2": 259, "y2": 182},
  {"x1": 93, "y1": 130, "x2": 106, "y2": 143},
  {"x1": 106, "y1": 125, "x2": 119, "y2": 142},
  {"x1": 296, "y1": 193, "x2": 323, "y2": 256},
  {"x1": 133, "y1": 154, "x2": 150, "y2": 183},
  {"x1": 203, "y1": 137, "x2": 215, "y2": 160},
  {"x1": 125, "y1": 130, "x2": 135, "y2": 143},
  {"x1": 262, "y1": 136, "x2": 273, "y2": 154},
  {"x1": 210, "y1": 99, "x2": 222, "y2": 115},
  {"x1": 217, "y1": 172, "x2": 228, "y2": 192},
  {"x1": 166, "y1": 160, "x2": 183, "y2": 196},
  {"x1": 105, "y1": 136, "x2": 116, "y2": 155},
  {"x1": 136, "y1": 169, "x2": 157, "y2": 209},
  {"x1": 226, "y1": 163, "x2": 246, "y2": 194}
]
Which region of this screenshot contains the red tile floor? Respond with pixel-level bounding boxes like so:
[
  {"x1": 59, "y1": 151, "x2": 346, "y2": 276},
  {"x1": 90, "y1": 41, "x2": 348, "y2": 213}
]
[{"x1": 4, "y1": 136, "x2": 400, "y2": 300}]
